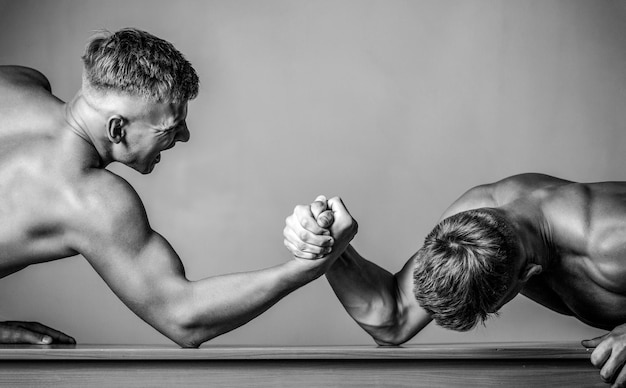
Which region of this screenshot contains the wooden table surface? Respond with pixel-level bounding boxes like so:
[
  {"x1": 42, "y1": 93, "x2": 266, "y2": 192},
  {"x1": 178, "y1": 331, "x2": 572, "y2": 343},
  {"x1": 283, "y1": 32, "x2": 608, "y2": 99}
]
[{"x1": 0, "y1": 342, "x2": 603, "y2": 387}]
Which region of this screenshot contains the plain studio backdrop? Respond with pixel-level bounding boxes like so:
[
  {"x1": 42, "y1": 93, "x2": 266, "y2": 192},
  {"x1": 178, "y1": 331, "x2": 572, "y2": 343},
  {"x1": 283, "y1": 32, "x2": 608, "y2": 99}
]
[{"x1": 0, "y1": 0, "x2": 624, "y2": 346}]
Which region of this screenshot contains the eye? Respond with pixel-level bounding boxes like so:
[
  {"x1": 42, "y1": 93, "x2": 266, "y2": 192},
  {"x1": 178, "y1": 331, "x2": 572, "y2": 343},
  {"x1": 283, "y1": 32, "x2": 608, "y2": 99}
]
[{"x1": 160, "y1": 125, "x2": 178, "y2": 135}]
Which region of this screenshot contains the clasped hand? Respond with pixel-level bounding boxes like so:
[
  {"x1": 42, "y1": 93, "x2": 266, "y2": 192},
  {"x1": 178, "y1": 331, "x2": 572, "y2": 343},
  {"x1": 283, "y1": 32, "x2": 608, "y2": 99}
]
[{"x1": 283, "y1": 195, "x2": 358, "y2": 267}]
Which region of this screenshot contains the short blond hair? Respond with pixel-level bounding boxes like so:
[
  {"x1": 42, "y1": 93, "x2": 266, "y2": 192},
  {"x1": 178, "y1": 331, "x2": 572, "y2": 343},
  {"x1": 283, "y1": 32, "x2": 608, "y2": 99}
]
[{"x1": 82, "y1": 28, "x2": 199, "y2": 103}]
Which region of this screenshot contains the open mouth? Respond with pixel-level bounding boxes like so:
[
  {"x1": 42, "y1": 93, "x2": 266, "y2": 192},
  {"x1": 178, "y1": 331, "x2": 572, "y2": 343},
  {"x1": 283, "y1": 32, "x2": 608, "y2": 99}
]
[{"x1": 155, "y1": 153, "x2": 161, "y2": 163}]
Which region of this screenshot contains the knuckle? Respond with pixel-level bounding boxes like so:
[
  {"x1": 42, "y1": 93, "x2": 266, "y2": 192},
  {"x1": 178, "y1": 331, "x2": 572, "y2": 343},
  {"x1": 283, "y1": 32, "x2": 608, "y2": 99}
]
[{"x1": 298, "y1": 230, "x2": 309, "y2": 242}]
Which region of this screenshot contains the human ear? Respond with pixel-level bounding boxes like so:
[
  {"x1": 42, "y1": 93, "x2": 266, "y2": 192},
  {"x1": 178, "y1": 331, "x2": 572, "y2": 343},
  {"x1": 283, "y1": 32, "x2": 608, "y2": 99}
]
[
  {"x1": 106, "y1": 115, "x2": 126, "y2": 144},
  {"x1": 520, "y1": 263, "x2": 542, "y2": 282}
]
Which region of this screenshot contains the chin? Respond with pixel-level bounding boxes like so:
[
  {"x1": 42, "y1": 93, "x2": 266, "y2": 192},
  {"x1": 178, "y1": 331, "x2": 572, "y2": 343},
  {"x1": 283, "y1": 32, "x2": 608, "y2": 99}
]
[
  {"x1": 142, "y1": 165, "x2": 156, "y2": 174},
  {"x1": 130, "y1": 163, "x2": 155, "y2": 175}
]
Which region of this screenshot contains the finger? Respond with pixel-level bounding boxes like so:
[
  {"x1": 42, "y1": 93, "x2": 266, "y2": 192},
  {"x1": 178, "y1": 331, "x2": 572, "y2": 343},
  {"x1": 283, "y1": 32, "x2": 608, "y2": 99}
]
[
  {"x1": 311, "y1": 202, "x2": 327, "y2": 222},
  {"x1": 283, "y1": 226, "x2": 333, "y2": 255},
  {"x1": 294, "y1": 204, "x2": 329, "y2": 235},
  {"x1": 583, "y1": 333, "x2": 609, "y2": 348},
  {"x1": 612, "y1": 362, "x2": 626, "y2": 387},
  {"x1": 15, "y1": 321, "x2": 76, "y2": 344},
  {"x1": 590, "y1": 341, "x2": 613, "y2": 370},
  {"x1": 310, "y1": 195, "x2": 328, "y2": 220},
  {"x1": 316, "y1": 210, "x2": 334, "y2": 228},
  {"x1": 327, "y1": 196, "x2": 358, "y2": 234},
  {"x1": 284, "y1": 239, "x2": 327, "y2": 260},
  {"x1": 0, "y1": 325, "x2": 53, "y2": 344},
  {"x1": 600, "y1": 346, "x2": 626, "y2": 384},
  {"x1": 314, "y1": 195, "x2": 327, "y2": 203},
  {"x1": 286, "y1": 215, "x2": 334, "y2": 247},
  {"x1": 327, "y1": 196, "x2": 349, "y2": 214}
]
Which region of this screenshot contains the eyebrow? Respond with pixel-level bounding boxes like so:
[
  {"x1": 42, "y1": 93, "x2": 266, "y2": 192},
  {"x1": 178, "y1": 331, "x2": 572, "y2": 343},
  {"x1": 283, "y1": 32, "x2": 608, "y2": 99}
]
[{"x1": 158, "y1": 122, "x2": 181, "y2": 132}]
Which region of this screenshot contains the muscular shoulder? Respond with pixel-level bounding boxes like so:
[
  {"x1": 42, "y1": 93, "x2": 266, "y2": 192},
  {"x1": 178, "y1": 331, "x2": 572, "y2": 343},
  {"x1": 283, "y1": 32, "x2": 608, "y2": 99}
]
[
  {"x1": 71, "y1": 171, "x2": 151, "y2": 255},
  {"x1": 491, "y1": 173, "x2": 573, "y2": 200},
  {"x1": 439, "y1": 173, "x2": 573, "y2": 220},
  {"x1": 0, "y1": 66, "x2": 52, "y2": 92}
]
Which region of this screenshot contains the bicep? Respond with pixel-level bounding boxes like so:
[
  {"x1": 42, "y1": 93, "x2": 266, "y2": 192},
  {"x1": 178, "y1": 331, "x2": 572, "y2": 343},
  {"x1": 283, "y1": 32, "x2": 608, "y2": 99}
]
[
  {"x1": 394, "y1": 254, "x2": 433, "y2": 340},
  {"x1": 85, "y1": 228, "x2": 189, "y2": 319},
  {"x1": 74, "y1": 180, "x2": 189, "y2": 321}
]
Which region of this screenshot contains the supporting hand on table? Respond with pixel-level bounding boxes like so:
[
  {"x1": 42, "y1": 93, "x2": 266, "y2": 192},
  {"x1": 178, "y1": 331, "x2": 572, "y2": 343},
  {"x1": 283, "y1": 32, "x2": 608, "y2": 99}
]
[
  {"x1": 0, "y1": 321, "x2": 75, "y2": 345},
  {"x1": 583, "y1": 323, "x2": 626, "y2": 387}
]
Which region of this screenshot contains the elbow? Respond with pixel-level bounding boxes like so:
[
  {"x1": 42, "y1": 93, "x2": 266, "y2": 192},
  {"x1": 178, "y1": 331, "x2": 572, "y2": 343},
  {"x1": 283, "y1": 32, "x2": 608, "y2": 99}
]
[
  {"x1": 165, "y1": 326, "x2": 206, "y2": 349},
  {"x1": 165, "y1": 322, "x2": 218, "y2": 349},
  {"x1": 158, "y1": 306, "x2": 218, "y2": 348},
  {"x1": 359, "y1": 301, "x2": 409, "y2": 346},
  {"x1": 371, "y1": 331, "x2": 410, "y2": 347},
  {"x1": 360, "y1": 316, "x2": 411, "y2": 347},
  {"x1": 374, "y1": 338, "x2": 405, "y2": 347},
  {"x1": 169, "y1": 331, "x2": 204, "y2": 349},
  {"x1": 161, "y1": 319, "x2": 203, "y2": 348},
  {"x1": 364, "y1": 303, "x2": 415, "y2": 346},
  {"x1": 171, "y1": 337, "x2": 201, "y2": 349}
]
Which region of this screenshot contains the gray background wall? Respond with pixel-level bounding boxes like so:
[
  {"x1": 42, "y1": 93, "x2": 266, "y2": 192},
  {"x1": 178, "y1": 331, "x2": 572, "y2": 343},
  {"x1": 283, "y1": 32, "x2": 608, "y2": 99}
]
[{"x1": 0, "y1": 0, "x2": 623, "y2": 345}]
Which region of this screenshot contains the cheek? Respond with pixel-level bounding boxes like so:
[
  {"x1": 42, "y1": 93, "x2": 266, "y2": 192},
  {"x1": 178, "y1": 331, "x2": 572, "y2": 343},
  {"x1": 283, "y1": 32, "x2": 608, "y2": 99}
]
[{"x1": 156, "y1": 133, "x2": 174, "y2": 147}]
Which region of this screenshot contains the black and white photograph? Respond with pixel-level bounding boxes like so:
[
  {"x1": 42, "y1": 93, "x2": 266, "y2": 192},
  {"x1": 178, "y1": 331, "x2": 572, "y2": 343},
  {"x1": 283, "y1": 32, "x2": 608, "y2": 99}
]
[{"x1": 1, "y1": 1, "x2": 626, "y2": 386}]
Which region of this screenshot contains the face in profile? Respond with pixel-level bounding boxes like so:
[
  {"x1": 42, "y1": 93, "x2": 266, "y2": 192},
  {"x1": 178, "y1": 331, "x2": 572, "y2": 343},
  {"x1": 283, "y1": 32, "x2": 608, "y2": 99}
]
[{"x1": 122, "y1": 101, "x2": 190, "y2": 174}]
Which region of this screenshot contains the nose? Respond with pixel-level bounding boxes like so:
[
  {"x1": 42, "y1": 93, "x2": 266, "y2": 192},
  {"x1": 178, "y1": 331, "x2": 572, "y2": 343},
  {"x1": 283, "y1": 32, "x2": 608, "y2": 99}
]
[{"x1": 175, "y1": 122, "x2": 190, "y2": 143}]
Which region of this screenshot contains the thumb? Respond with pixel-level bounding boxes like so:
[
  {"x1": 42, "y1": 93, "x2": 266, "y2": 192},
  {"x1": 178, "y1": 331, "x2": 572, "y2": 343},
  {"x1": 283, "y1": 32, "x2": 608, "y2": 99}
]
[
  {"x1": 316, "y1": 210, "x2": 334, "y2": 228},
  {"x1": 582, "y1": 333, "x2": 608, "y2": 348},
  {"x1": 311, "y1": 195, "x2": 333, "y2": 228},
  {"x1": 310, "y1": 195, "x2": 328, "y2": 219}
]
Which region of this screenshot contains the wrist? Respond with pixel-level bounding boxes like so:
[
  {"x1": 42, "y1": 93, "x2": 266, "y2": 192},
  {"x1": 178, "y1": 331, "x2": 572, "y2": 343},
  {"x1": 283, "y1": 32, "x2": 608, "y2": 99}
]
[
  {"x1": 284, "y1": 257, "x2": 328, "y2": 284},
  {"x1": 328, "y1": 244, "x2": 354, "y2": 269}
]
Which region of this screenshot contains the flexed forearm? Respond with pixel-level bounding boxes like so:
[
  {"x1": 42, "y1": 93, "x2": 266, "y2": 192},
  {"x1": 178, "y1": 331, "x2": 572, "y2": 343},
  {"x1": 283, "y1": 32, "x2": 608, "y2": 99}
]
[
  {"x1": 326, "y1": 245, "x2": 431, "y2": 345},
  {"x1": 326, "y1": 245, "x2": 404, "y2": 344},
  {"x1": 169, "y1": 259, "x2": 324, "y2": 347}
]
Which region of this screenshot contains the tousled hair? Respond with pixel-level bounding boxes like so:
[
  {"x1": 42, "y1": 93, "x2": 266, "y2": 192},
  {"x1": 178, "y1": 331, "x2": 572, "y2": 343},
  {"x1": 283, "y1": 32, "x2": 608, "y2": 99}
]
[
  {"x1": 413, "y1": 208, "x2": 518, "y2": 331},
  {"x1": 81, "y1": 28, "x2": 199, "y2": 103}
]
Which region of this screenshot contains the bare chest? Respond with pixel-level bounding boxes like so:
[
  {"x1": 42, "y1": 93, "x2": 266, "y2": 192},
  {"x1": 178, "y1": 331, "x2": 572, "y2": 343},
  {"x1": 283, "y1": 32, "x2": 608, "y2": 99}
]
[{"x1": 522, "y1": 253, "x2": 626, "y2": 330}]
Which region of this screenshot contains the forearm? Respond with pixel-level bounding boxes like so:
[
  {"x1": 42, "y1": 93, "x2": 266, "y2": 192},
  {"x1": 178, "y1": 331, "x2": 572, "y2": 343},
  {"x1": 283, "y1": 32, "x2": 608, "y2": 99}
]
[
  {"x1": 165, "y1": 259, "x2": 323, "y2": 347},
  {"x1": 325, "y1": 245, "x2": 411, "y2": 345}
]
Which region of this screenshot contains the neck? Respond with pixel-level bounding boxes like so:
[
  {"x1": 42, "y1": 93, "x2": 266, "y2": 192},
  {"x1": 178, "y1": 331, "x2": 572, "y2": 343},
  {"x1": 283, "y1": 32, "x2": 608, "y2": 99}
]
[
  {"x1": 500, "y1": 204, "x2": 554, "y2": 269},
  {"x1": 64, "y1": 92, "x2": 112, "y2": 168}
]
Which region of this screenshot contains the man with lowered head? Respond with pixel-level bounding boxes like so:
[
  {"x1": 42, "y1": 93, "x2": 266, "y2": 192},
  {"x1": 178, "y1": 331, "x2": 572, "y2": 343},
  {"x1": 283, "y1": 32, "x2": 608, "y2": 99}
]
[{"x1": 285, "y1": 173, "x2": 626, "y2": 386}]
